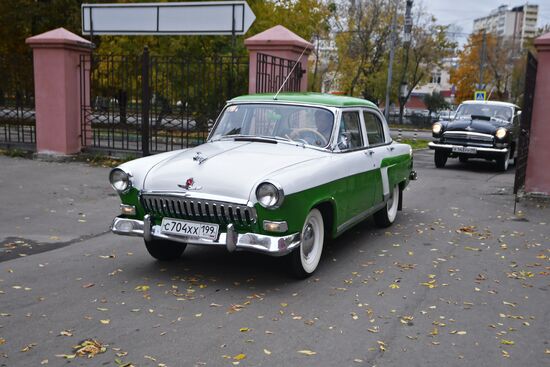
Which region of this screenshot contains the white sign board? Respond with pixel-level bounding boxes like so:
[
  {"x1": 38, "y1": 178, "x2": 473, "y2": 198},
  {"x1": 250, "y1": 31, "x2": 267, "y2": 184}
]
[{"x1": 82, "y1": 1, "x2": 256, "y2": 35}]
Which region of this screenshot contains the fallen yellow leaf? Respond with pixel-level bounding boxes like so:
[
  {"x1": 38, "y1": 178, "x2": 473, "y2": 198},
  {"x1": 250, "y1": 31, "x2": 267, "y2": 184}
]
[
  {"x1": 55, "y1": 354, "x2": 76, "y2": 359},
  {"x1": 263, "y1": 349, "x2": 271, "y2": 355},
  {"x1": 233, "y1": 353, "x2": 246, "y2": 360},
  {"x1": 100, "y1": 319, "x2": 110, "y2": 325},
  {"x1": 20, "y1": 343, "x2": 37, "y2": 352},
  {"x1": 298, "y1": 350, "x2": 316, "y2": 356}
]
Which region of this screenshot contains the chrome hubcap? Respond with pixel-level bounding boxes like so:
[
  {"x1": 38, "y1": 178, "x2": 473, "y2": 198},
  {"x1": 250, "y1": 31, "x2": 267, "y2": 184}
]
[{"x1": 302, "y1": 223, "x2": 315, "y2": 257}]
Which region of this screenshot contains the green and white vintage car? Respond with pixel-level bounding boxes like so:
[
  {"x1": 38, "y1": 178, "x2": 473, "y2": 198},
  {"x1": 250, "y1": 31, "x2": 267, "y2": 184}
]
[{"x1": 109, "y1": 93, "x2": 416, "y2": 277}]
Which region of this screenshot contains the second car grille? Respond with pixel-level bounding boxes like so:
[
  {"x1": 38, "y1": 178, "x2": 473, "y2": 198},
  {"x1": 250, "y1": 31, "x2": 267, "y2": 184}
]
[
  {"x1": 141, "y1": 194, "x2": 257, "y2": 227},
  {"x1": 443, "y1": 131, "x2": 494, "y2": 147}
]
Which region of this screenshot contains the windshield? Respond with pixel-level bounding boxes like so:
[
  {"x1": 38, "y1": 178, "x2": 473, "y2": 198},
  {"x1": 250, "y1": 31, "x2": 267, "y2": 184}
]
[
  {"x1": 210, "y1": 103, "x2": 335, "y2": 148},
  {"x1": 454, "y1": 103, "x2": 513, "y2": 122}
]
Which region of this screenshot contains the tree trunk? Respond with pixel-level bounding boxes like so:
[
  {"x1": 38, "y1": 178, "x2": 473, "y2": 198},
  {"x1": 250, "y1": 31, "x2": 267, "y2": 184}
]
[{"x1": 399, "y1": 99, "x2": 405, "y2": 125}]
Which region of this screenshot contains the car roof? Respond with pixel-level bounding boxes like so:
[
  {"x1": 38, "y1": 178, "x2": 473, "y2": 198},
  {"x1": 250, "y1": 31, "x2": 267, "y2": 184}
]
[
  {"x1": 229, "y1": 93, "x2": 378, "y2": 108},
  {"x1": 460, "y1": 100, "x2": 519, "y2": 109}
]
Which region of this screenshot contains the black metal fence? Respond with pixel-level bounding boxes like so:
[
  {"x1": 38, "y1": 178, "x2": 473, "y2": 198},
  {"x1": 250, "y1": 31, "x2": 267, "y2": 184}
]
[
  {"x1": 0, "y1": 53, "x2": 36, "y2": 147},
  {"x1": 256, "y1": 53, "x2": 303, "y2": 94},
  {"x1": 81, "y1": 48, "x2": 249, "y2": 155},
  {"x1": 514, "y1": 52, "x2": 538, "y2": 196}
]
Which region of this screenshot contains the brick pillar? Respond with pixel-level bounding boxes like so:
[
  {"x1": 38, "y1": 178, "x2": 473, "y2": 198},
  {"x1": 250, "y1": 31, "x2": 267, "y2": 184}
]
[
  {"x1": 245, "y1": 25, "x2": 313, "y2": 94},
  {"x1": 26, "y1": 28, "x2": 93, "y2": 156},
  {"x1": 525, "y1": 32, "x2": 550, "y2": 196}
]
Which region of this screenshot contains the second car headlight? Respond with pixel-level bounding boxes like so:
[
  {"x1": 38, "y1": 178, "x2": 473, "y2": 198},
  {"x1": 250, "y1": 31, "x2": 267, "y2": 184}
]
[
  {"x1": 109, "y1": 168, "x2": 131, "y2": 193},
  {"x1": 495, "y1": 128, "x2": 507, "y2": 140},
  {"x1": 432, "y1": 123, "x2": 442, "y2": 135},
  {"x1": 256, "y1": 182, "x2": 284, "y2": 209}
]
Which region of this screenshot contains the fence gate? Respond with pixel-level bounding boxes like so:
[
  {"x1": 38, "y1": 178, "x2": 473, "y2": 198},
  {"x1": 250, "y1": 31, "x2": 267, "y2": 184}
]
[
  {"x1": 514, "y1": 52, "x2": 538, "y2": 197},
  {"x1": 255, "y1": 53, "x2": 303, "y2": 93},
  {"x1": 80, "y1": 47, "x2": 248, "y2": 156},
  {"x1": 0, "y1": 53, "x2": 36, "y2": 148}
]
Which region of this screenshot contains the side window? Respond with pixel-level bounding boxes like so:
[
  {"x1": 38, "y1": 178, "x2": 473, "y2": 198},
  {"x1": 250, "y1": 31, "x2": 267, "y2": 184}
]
[
  {"x1": 337, "y1": 111, "x2": 363, "y2": 150},
  {"x1": 362, "y1": 111, "x2": 385, "y2": 146}
]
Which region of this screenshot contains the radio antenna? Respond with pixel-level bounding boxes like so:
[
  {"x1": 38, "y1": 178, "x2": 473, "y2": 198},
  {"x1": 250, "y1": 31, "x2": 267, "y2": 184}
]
[{"x1": 274, "y1": 45, "x2": 309, "y2": 100}]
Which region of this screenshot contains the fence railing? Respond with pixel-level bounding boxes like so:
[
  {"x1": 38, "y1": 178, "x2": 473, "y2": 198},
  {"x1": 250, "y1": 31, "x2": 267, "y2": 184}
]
[
  {"x1": 0, "y1": 53, "x2": 36, "y2": 147},
  {"x1": 256, "y1": 53, "x2": 302, "y2": 93},
  {"x1": 80, "y1": 49, "x2": 249, "y2": 155}
]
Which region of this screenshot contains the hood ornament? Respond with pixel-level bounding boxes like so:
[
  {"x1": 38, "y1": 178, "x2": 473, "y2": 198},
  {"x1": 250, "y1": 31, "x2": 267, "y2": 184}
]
[
  {"x1": 193, "y1": 152, "x2": 207, "y2": 164},
  {"x1": 177, "y1": 177, "x2": 202, "y2": 191}
]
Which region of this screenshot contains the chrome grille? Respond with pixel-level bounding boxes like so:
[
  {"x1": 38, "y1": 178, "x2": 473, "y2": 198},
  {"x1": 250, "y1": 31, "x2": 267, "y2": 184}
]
[
  {"x1": 443, "y1": 131, "x2": 494, "y2": 147},
  {"x1": 141, "y1": 194, "x2": 257, "y2": 226}
]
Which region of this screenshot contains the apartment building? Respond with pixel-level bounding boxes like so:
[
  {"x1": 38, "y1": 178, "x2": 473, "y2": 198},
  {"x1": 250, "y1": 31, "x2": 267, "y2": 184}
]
[{"x1": 473, "y1": 3, "x2": 539, "y2": 49}]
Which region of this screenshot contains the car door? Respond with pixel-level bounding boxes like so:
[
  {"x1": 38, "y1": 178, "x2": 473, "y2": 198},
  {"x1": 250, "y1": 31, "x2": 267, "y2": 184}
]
[
  {"x1": 362, "y1": 109, "x2": 388, "y2": 206},
  {"x1": 334, "y1": 110, "x2": 376, "y2": 224}
]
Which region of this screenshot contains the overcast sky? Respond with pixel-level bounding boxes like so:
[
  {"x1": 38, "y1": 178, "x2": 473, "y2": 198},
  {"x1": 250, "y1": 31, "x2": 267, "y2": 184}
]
[{"x1": 420, "y1": 0, "x2": 550, "y2": 42}]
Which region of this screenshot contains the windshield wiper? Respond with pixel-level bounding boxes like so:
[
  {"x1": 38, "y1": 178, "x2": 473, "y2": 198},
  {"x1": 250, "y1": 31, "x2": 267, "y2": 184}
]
[{"x1": 233, "y1": 135, "x2": 278, "y2": 144}]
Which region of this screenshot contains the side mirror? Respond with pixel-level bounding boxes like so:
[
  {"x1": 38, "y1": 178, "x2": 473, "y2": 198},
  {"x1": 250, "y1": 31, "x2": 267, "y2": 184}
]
[
  {"x1": 337, "y1": 133, "x2": 350, "y2": 150},
  {"x1": 516, "y1": 110, "x2": 522, "y2": 117}
]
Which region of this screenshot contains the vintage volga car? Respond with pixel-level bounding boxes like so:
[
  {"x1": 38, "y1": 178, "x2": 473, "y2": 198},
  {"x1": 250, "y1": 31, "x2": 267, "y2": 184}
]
[
  {"x1": 109, "y1": 93, "x2": 416, "y2": 277},
  {"x1": 429, "y1": 100, "x2": 521, "y2": 171}
]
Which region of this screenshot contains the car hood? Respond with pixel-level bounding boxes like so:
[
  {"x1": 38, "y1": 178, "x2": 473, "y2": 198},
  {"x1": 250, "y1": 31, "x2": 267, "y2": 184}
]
[
  {"x1": 445, "y1": 118, "x2": 509, "y2": 134},
  {"x1": 142, "y1": 140, "x2": 327, "y2": 201}
]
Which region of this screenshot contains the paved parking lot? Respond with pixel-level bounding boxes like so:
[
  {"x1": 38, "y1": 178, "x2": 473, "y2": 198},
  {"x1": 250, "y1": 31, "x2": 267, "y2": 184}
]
[{"x1": 0, "y1": 152, "x2": 548, "y2": 367}]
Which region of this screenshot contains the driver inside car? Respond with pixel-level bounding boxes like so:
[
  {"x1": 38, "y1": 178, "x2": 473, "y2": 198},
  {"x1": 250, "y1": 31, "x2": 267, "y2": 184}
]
[{"x1": 287, "y1": 109, "x2": 333, "y2": 147}]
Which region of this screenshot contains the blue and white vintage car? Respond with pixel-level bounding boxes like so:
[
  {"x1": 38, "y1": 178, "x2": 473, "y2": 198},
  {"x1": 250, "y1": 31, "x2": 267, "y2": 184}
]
[{"x1": 109, "y1": 93, "x2": 416, "y2": 277}]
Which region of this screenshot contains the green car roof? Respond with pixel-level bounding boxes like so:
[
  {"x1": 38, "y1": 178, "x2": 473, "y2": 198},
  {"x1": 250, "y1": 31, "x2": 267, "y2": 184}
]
[{"x1": 229, "y1": 93, "x2": 378, "y2": 108}]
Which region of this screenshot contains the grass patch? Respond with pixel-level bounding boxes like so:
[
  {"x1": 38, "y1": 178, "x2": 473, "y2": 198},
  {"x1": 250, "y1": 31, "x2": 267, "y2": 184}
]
[
  {"x1": 0, "y1": 147, "x2": 138, "y2": 168},
  {"x1": 78, "y1": 153, "x2": 138, "y2": 168},
  {"x1": 396, "y1": 138, "x2": 429, "y2": 150},
  {"x1": 388, "y1": 124, "x2": 431, "y2": 131},
  {"x1": 0, "y1": 148, "x2": 33, "y2": 158}
]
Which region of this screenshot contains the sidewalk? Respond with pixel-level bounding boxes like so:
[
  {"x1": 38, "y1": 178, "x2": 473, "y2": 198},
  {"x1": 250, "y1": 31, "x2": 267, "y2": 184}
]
[{"x1": 0, "y1": 156, "x2": 118, "y2": 261}]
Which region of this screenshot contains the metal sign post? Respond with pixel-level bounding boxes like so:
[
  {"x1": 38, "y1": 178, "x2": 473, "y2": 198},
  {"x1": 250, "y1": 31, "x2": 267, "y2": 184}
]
[{"x1": 82, "y1": 1, "x2": 255, "y2": 36}]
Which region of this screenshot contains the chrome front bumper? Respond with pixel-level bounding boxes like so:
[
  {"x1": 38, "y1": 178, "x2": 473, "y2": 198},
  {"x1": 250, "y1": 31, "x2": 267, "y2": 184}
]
[
  {"x1": 428, "y1": 142, "x2": 508, "y2": 154},
  {"x1": 111, "y1": 215, "x2": 301, "y2": 256}
]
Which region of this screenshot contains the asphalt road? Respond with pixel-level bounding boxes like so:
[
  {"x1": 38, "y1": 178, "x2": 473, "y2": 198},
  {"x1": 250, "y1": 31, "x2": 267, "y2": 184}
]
[{"x1": 0, "y1": 152, "x2": 549, "y2": 367}]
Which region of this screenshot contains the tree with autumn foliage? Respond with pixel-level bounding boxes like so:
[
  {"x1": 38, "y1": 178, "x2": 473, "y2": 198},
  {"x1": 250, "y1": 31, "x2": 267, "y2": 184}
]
[
  {"x1": 332, "y1": 0, "x2": 394, "y2": 102},
  {"x1": 394, "y1": 15, "x2": 455, "y2": 123},
  {"x1": 450, "y1": 32, "x2": 528, "y2": 104}
]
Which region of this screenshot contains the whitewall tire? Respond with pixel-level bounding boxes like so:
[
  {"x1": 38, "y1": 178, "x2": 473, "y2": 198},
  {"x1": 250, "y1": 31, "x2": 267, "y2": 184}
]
[
  {"x1": 374, "y1": 184, "x2": 400, "y2": 228},
  {"x1": 289, "y1": 208, "x2": 325, "y2": 278}
]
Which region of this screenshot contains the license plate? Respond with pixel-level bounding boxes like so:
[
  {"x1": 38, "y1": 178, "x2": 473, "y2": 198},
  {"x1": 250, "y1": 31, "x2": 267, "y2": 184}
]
[
  {"x1": 160, "y1": 218, "x2": 219, "y2": 240},
  {"x1": 452, "y1": 146, "x2": 477, "y2": 154}
]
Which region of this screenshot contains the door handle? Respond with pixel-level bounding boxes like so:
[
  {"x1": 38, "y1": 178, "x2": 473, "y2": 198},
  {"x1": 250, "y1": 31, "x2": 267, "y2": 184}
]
[
  {"x1": 365, "y1": 150, "x2": 375, "y2": 156},
  {"x1": 388, "y1": 146, "x2": 395, "y2": 151}
]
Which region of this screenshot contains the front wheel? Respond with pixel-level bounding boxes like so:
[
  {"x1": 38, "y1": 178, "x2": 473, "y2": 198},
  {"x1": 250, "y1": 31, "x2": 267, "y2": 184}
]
[
  {"x1": 144, "y1": 239, "x2": 186, "y2": 261},
  {"x1": 496, "y1": 150, "x2": 510, "y2": 172},
  {"x1": 374, "y1": 184, "x2": 400, "y2": 228},
  {"x1": 434, "y1": 150, "x2": 448, "y2": 168},
  {"x1": 288, "y1": 209, "x2": 325, "y2": 278}
]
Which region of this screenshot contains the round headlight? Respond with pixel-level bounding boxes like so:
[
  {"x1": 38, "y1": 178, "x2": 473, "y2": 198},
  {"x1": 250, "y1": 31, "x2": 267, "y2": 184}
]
[
  {"x1": 256, "y1": 182, "x2": 284, "y2": 209},
  {"x1": 432, "y1": 123, "x2": 442, "y2": 135},
  {"x1": 495, "y1": 128, "x2": 507, "y2": 140},
  {"x1": 109, "y1": 168, "x2": 131, "y2": 192}
]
